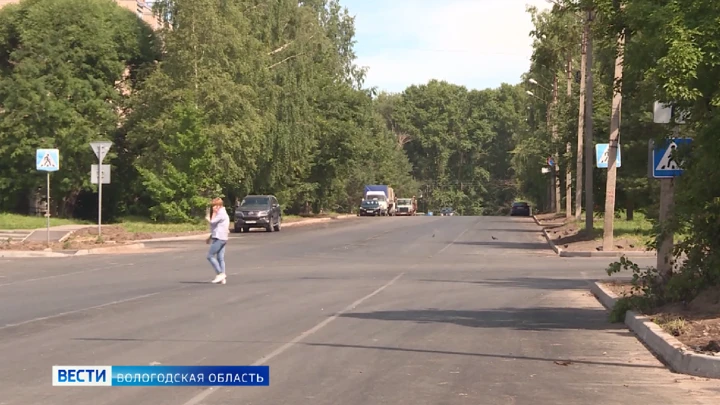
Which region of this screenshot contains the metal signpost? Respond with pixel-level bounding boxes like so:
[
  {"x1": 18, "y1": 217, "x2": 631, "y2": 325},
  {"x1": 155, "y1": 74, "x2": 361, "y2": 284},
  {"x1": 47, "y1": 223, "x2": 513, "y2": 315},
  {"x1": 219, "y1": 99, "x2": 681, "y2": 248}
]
[
  {"x1": 90, "y1": 141, "x2": 112, "y2": 237},
  {"x1": 36, "y1": 148, "x2": 60, "y2": 246},
  {"x1": 651, "y1": 101, "x2": 690, "y2": 281}
]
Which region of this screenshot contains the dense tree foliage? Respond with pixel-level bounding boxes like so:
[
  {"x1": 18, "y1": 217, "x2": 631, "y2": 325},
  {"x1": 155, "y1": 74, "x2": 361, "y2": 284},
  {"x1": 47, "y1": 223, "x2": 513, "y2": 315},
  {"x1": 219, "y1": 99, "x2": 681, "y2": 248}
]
[
  {"x1": 526, "y1": 0, "x2": 720, "y2": 301},
  {"x1": 0, "y1": 0, "x2": 532, "y2": 221},
  {"x1": 0, "y1": 0, "x2": 159, "y2": 216}
]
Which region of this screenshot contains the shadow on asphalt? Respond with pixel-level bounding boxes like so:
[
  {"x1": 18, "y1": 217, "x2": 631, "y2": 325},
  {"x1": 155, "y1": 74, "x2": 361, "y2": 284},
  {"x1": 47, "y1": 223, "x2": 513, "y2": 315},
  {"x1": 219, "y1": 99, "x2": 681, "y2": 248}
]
[
  {"x1": 417, "y1": 277, "x2": 593, "y2": 290},
  {"x1": 451, "y1": 241, "x2": 550, "y2": 250},
  {"x1": 69, "y1": 338, "x2": 659, "y2": 370},
  {"x1": 300, "y1": 342, "x2": 664, "y2": 370},
  {"x1": 339, "y1": 307, "x2": 615, "y2": 331}
]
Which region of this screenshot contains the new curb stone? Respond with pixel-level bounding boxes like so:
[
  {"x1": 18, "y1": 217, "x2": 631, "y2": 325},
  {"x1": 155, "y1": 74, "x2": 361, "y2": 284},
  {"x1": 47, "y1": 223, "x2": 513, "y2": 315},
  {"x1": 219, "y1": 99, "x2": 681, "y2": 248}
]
[
  {"x1": 590, "y1": 281, "x2": 720, "y2": 379},
  {"x1": 137, "y1": 214, "x2": 357, "y2": 243},
  {"x1": 0, "y1": 243, "x2": 146, "y2": 258},
  {"x1": 533, "y1": 215, "x2": 656, "y2": 258}
]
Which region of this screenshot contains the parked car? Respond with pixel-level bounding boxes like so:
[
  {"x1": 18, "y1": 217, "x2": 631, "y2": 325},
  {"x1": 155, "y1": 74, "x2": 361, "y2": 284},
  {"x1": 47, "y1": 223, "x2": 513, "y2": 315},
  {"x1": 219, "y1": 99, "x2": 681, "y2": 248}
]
[
  {"x1": 440, "y1": 207, "x2": 455, "y2": 216},
  {"x1": 234, "y1": 195, "x2": 282, "y2": 233},
  {"x1": 510, "y1": 201, "x2": 531, "y2": 216}
]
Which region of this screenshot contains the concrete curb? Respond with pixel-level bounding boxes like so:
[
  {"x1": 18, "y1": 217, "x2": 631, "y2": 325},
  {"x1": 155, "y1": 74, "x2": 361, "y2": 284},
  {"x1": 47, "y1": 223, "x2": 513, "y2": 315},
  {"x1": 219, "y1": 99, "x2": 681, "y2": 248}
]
[
  {"x1": 73, "y1": 243, "x2": 146, "y2": 256},
  {"x1": 541, "y1": 228, "x2": 561, "y2": 254},
  {"x1": 590, "y1": 281, "x2": 720, "y2": 379},
  {"x1": 531, "y1": 214, "x2": 542, "y2": 226},
  {"x1": 0, "y1": 250, "x2": 71, "y2": 258},
  {"x1": 534, "y1": 215, "x2": 656, "y2": 258},
  {"x1": 0, "y1": 243, "x2": 146, "y2": 258},
  {"x1": 137, "y1": 234, "x2": 208, "y2": 243},
  {"x1": 559, "y1": 250, "x2": 656, "y2": 258},
  {"x1": 137, "y1": 215, "x2": 357, "y2": 243},
  {"x1": 282, "y1": 214, "x2": 355, "y2": 228}
]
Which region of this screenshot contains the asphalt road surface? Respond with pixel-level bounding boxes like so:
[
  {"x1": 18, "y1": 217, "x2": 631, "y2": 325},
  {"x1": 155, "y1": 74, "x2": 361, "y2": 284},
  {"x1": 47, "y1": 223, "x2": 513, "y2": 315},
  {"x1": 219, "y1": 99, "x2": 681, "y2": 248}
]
[{"x1": 1, "y1": 216, "x2": 718, "y2": 405}]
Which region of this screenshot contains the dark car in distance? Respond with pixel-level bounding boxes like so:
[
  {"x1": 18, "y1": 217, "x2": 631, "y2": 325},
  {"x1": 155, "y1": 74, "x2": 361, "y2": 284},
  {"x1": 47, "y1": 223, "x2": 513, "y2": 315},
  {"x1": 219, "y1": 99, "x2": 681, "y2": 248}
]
[
  {"x1": 234, "y1": 195, "x2": 282, "y2": 233},
  {"x1": 510, "y1": 201, "x2": 531, "y2": 216},
  {"x1": 359, "y1": 199, "x2": 384, "y2": 216},
  {"x1": 440, "y1": 207, "x2": 455, "y2": 216}
]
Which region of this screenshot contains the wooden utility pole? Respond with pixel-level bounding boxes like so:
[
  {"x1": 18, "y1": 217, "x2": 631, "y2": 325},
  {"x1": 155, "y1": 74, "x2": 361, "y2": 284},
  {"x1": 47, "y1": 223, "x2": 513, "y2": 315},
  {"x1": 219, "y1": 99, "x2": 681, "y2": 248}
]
[
  {"x1": 657, "y1": 125, "x2": 681, "y2": 284},
  {"x1": 583, "y1": 9, "x2": 595, "y2": 231},
  {"x1": 602, "y1": 13, "x2": 626, "y2": 251},
  {"x1": 552, "y1": 75, "x2": 560, "y2": 214},
  {"x1": 575, "y1": 20, "x2": 587, "y2": 220},
  {"x1": 566, "y1": 55, "x2": 573, "y2": 218}
]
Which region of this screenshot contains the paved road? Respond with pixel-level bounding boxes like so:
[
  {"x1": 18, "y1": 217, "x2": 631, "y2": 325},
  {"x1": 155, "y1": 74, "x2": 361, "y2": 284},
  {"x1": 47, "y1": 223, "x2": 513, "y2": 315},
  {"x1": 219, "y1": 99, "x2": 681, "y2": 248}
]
[{"x1": 0, "y1": 216, "x2": 717, "y2": 405}]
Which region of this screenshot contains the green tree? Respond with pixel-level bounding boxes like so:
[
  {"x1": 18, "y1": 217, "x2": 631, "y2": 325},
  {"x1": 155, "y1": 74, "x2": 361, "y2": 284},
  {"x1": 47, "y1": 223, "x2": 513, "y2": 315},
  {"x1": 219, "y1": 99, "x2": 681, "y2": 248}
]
[{"x1": 0, "y1": 0, "x2": 158, "y2": 216}]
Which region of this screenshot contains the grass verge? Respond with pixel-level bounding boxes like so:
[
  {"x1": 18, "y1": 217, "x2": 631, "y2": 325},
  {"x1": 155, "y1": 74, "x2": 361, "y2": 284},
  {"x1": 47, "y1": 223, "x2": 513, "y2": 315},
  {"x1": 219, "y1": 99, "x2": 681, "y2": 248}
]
[
  {"x1": 545, "y1": 212, "x2": 658, "y2": 251},
  {"x1": 116, "y1": 216, "x2": 208, "y2": 233},
  {"x1": 0, "y1": 213, "x2": 89, "y2": 230}
]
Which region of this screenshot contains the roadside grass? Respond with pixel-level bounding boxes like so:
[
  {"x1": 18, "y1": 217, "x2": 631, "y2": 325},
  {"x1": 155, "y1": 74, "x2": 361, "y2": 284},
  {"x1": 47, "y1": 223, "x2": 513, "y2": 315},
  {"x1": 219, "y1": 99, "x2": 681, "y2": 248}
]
[
  {"x1": 0, "y1": 213, "x2": 89, "y2": 229},
  {"x1": 603, "y1": 212, "x2": 655, "y2": 245},
  {"x1": 548, "y1": 211, "x2": 665, "y2": 251},
  {"x1": 116, "y1": 216, "x2": 207, "y2": 233},
  {"x1": 1, "y1": 210, "x2": 347, "y2": 233}
]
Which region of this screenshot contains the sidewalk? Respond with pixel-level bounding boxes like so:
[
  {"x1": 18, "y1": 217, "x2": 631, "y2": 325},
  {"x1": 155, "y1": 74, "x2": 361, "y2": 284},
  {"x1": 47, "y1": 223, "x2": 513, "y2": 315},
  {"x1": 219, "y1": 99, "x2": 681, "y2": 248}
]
[{"x1": 0, "y1": 224, "x2": 89, "y2": 243}]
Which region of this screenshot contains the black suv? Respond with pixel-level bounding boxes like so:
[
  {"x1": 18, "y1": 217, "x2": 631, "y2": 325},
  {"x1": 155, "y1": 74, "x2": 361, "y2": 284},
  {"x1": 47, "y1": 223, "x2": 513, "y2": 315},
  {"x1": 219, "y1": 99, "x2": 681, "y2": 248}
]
[
  {"x1": 234, "y1": 195, "x2": 282, "y2": 233},
  {"x1": 510, "y1": 201, "x2": 531, "y2": 216}
]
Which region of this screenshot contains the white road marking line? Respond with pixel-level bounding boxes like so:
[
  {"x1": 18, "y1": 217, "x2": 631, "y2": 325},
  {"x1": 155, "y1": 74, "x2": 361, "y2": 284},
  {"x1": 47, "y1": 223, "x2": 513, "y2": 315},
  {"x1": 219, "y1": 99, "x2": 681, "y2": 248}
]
[
  {"x1": 435, "y1": 227, "x2": 472, "y2": 255},
  {"x1": 0, "y1": 263, "x2": 133, "y2": 288},
  {"x1": 180, "y1": 272, "x2": 406, "y2": 405},
  {"x1": 0, "y1": 285, "x2": 188, "y2": 331}
]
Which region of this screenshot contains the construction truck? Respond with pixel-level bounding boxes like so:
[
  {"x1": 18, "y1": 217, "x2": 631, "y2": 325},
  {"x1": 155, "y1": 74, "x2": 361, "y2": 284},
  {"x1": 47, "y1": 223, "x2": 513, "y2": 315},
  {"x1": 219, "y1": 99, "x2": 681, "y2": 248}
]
[
  {"x1": 396, "y1": 197, "x2": 417, "y2": 216},
  {"x1": 363, "y1": 185, "x2": 396, "y2": 216}
]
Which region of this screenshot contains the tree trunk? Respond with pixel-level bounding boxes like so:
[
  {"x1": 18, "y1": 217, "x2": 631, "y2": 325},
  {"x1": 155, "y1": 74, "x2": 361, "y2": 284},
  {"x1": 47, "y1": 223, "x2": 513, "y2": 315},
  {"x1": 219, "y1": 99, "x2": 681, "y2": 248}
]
[
  {"x1": 583, "y1": 10, "x2": 595, "y2": 231},
  {"x1": 552, "y1": 75, "x2": 561, "y2": 214},
  {"x1": 566, "y1": 54, "x2": 573, "y2": 219},
  {"x1": 602, "y1": 23, "x2": 625, "y2": 251},
  {"x1": 575, "y1": 21, "x2": 587, "y2": 220}
]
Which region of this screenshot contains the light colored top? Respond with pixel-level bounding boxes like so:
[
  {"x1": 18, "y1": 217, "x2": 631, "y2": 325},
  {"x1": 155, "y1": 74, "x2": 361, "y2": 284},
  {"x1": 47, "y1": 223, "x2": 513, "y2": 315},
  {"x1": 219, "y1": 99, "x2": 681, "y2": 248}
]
[{"x1": 209, "y1": 207, "x2": 230, "y2": 241}]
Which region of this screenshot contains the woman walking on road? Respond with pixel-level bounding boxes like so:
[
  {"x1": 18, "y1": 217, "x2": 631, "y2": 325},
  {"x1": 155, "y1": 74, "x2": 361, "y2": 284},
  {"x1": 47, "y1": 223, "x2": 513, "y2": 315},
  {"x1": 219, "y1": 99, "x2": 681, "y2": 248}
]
[{"x1": 206, "y1": 197, "x2": 230, "y2": 284}]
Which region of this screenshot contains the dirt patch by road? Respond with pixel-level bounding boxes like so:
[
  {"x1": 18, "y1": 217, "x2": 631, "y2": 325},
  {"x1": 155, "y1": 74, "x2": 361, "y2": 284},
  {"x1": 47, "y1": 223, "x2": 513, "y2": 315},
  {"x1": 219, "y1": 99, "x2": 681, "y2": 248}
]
[
  {"x1": 534, "y1": 212, "x2": 568, "y2": 226},
  {"x1": 545, "y1": 221, "x2": 651, "y2": 252},
  {"x1": 601, "y1": 281, "x2": 720, "y2": 355}
]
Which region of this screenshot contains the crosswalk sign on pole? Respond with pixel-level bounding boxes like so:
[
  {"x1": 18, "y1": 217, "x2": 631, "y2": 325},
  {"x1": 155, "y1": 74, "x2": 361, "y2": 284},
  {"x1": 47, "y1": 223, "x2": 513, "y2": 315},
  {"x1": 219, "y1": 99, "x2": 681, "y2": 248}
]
[
  {"x1": 36, "y1": 149, "x2": 60, "y2": 172},
  {"x1": 595, "y1": 143, "x2": 621, "y2": 168},
  {"x1": 652, "y1": 138, "x2": 692, "y2": 178}
]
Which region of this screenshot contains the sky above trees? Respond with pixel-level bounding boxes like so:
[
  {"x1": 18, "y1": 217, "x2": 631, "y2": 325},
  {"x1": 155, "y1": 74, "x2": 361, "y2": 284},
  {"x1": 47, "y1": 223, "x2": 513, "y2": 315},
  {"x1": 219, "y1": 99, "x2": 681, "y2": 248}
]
[{"x1": 339, "y1": 0, "x2": 553, "y2": 92}]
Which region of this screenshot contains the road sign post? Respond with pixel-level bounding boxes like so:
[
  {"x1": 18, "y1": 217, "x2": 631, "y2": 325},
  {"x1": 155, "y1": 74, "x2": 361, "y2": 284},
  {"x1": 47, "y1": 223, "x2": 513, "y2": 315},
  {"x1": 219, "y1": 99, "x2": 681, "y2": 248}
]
[
  {"x1": 36, "y1": 148, "x2": 60, "y2": 247},
  {"x1": 651, "y1": 134, "x2": 691, "y2": 280},
  {"x1": 652, "y1": 102, "x2": 690, "y2": 282},
  {"x1": 90, "y1": 141, "x2": 112, "y2": 237}
]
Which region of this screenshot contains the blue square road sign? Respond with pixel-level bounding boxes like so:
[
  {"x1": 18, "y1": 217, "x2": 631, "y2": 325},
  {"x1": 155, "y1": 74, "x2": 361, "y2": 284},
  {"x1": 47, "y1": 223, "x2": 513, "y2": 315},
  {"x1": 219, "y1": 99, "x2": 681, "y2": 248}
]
[
  {"x1": 36, "y1": 149, "x2": 60, "y2": 172},
  {"x1": 595, "y1": 143, "x2": 621, "y2": 168},
  {"x1": 651, "y1": 138, "x2": 692, "y2": 178}
]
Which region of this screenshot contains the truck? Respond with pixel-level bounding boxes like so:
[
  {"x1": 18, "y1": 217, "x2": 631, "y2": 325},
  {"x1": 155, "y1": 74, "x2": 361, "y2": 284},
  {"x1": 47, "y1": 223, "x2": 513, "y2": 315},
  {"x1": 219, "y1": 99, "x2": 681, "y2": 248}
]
[
  {"x1": 396, "y1": 197, "x2": 417, "y2": 216},
  {"x1": 363, "y1": 185, "x2": 396, "y2": 216}
]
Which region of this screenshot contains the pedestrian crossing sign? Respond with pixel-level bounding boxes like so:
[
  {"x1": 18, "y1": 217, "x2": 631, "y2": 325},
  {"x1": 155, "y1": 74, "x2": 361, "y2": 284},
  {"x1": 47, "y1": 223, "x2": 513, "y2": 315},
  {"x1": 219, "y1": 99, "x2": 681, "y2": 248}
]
[
  {"x1": 651, "y1": 138, "x2": 692, "y2": 178},
  {"x1": 36, "y1": 149, "x2": 60, "y2": 172},
  {"x1": 595, "y1": 143, "x2": 621, "y2": 168}
]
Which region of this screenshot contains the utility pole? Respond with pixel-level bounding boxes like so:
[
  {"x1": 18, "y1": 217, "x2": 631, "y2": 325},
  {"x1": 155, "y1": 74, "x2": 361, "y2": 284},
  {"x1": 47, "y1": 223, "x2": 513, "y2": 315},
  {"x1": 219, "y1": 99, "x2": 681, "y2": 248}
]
[
  {"x1": 658, "y1": 154, "x2": 676, "y2": 284},
  {"x1": 543, "y1": 87, "x2": 556, "y2": 213},
  {"x1": 602, "y1": 9, "x2": 626, "y2": 251},
  {"x1": 583, "y1": 9, "x2": 595, "y2": 231},
  {"x1": 552, "y1": 75, "x2": 561, "y2": 214},
  {"x1": 575, "y1": 18, "x2": 587, "y2": 220},
  {"x1": 566, "y1": 54, "x2": 573, "y2": 218}
]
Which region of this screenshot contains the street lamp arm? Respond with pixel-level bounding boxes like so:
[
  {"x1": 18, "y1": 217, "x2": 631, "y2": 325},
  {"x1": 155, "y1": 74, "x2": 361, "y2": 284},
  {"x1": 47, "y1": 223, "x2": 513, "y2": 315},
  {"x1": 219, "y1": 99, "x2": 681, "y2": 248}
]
[{"x1": 526, "y1": 91, "x2": 547, "y2": 103}]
